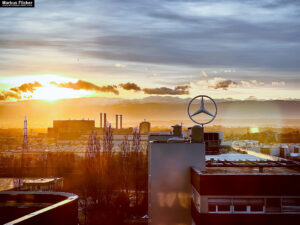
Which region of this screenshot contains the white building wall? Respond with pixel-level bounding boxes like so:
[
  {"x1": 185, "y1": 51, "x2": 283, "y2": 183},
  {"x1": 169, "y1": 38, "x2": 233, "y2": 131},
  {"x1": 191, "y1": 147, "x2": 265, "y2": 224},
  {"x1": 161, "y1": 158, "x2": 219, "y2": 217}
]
[{"x1": 149, "y1": 143, "x2": 205, "y2": 225}]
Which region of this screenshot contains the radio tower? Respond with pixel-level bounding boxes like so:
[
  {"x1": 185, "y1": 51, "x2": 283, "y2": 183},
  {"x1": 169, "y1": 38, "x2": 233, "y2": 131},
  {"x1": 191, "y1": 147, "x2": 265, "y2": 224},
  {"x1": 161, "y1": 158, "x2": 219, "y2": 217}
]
[
  {"x1": 13, "y1": 116, "x2": 28, "y2": 190},
  {"x1": 23, "y1": 116, "x2": 29, "y2": 152}
]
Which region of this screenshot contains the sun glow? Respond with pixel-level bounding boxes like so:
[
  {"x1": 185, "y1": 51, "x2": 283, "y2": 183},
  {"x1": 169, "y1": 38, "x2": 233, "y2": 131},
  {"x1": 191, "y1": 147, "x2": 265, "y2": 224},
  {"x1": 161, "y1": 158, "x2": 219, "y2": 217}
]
[
  {"x1": 249, "y1": 127, "x2": 260, "y2": 133},
  {"x1": 24, "y1": 85, "x2": 91, "y2": 101},
  {"x1": 1, "y1": 74, "x2": 92, "y2": 101},
  {"x1": 1, "y1": 74, "x2": 76, "y2": 86}
]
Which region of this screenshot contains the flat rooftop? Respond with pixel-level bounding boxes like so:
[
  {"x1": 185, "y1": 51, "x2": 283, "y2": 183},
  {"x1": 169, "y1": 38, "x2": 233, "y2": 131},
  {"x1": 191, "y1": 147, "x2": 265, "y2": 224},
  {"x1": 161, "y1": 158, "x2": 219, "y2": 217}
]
[
  {"x1": 206, "y1": 153, "x2": 265, "y2": 161},
  {"x1": 0, "y1": 191, "x2": 78, "y2": 225},
  {"x1": 203, "y1": 166, "x2": 300, "y2": 174},
  {"x1": 23, "y1": 178, "x2": 60, "y2": 184},
  {"x1": 203, "y1": 153, "x2": 300, "y2": 174}
]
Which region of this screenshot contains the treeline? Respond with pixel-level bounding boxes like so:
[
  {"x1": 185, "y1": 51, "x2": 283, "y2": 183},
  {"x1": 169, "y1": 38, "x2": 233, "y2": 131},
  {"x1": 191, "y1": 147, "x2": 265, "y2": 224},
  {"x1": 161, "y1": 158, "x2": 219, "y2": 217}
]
[
  {"x1": 79, "y1": 127, "x2": 148, "y2": 224},
  {"x1": 0, "y1": 126, "x2": 148, "y2": 225}
]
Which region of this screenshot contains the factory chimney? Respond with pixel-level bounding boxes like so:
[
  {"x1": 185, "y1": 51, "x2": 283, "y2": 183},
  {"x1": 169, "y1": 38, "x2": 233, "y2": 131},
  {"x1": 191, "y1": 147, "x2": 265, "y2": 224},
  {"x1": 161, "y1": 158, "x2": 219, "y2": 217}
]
[
  {"x1": 120, "y1": 114, "x2": 123, "y2": 129},
  {"x1": 116, "y1": 114, "x2": 119, "y2": 129},
  {"x1": 104, "y1": 113, "x2": 107, "y2": 128},
  {"x1": 100, "y1": 113, "x2": 103, "y2": 128}
]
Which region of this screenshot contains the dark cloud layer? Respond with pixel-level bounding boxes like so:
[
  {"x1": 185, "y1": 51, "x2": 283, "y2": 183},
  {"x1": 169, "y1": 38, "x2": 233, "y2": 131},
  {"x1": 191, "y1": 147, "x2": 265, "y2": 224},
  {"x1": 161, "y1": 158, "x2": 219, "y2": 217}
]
[
  {"x1": 119, "y1": 82, "x2": 141, "y2": 91},
  {"x1": 0, "y1": 91, "x2": 22, "y2": 101},
  {"x1": 143, "y1": 85, "x2": 190, "y2": 95},
  {"x1": 0, "y1": 81, "x2": 42, "y2": 100},
  {"x1": 10, "y1": 81, "x2": 42, "y2": 93},
  {"x1": 0, "y1": 0, "x2": 300, "y2": 79},
  {"x1": 52, "y1": 80, "x2": 119, "y2": 95},
  {"x1": 0, "y1": 79, "x2": 191, "y2": 101},
  {"x1": 209, "y1": 80, "x2": 238, "y2": 90},
  {"x1": 54, "y1": 80, "x2": 190, "y2": 95}
]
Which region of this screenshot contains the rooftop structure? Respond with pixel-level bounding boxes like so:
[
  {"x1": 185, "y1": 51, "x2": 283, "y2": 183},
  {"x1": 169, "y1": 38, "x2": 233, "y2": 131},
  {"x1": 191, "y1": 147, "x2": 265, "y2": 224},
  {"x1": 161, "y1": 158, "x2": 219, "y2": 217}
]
[
  {"x1": 21, "y1": 178, "x2": 63, "y2": 191},
  {"x1": 191, "y1": 155, "x2": 300, "y2": 225},
  {"x1": 0, "y1": 191, "x2": 78, "y2": 225},
  {"x1": 148, "y1": 94, "x2": 300, "y2": 225},
  {"x1": 139, "y1": 120, "x2": 151, "y2": 134},
  {"x1": 48, "y1": 119, "x2": 95, "y2": 138},
  {"x1": 149, "y1": 131, "x2": 300, "y2": 225}
]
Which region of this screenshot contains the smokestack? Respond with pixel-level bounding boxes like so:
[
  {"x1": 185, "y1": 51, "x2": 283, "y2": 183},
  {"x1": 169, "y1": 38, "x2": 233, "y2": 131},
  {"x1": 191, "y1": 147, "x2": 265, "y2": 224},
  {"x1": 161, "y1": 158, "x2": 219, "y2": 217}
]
[
  {"x1": 104, "y1": 113, "x2": 107, "y2": 128},
  {"x1": 116, "y1": 114, "x2": 119, "y2": 129},
  {"x1": 100, "y1": 113, "x2": 103, "y2": 128},
  {"x1": 120, "y1": 114, "x2": 123, "y2": 129}
]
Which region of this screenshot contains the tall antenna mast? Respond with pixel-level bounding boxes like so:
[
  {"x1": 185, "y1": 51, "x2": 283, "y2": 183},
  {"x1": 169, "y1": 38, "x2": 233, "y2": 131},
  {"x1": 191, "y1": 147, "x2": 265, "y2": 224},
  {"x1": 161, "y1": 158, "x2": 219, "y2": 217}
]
[
  {"x1": 23, "y1": 116, "x2": 28, "y2": 152},
  {"x1": 15, "y1": 116, "x2": 28, "y2": 190}
]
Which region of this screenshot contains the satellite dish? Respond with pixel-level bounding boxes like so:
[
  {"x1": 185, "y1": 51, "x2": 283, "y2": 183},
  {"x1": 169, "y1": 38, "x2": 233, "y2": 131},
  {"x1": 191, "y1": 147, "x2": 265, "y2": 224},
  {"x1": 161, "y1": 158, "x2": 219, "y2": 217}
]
[{"x1": 187, "y1": 95, "x2": 217, "y2": 126}]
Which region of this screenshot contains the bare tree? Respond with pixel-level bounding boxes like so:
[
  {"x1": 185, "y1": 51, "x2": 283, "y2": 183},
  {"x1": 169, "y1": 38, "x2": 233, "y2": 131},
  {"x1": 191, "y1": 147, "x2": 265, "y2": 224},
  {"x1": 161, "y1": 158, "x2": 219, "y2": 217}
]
[
  {"x1": 132, "y1": 127, "x2": 141, "y2": 208},
  {"x1": 119, "y1": 135, "x2": 130, "y2": 193}
]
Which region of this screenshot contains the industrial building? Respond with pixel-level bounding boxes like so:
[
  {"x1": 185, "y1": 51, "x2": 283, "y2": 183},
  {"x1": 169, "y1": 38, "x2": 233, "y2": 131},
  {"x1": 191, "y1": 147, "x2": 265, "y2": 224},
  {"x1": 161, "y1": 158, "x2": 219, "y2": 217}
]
[
  {"x1": 150, "y1": 125, "x2": 225, "y2": 154},
  {"x1": 47, "y1": 113, "x2": 136, "y2": 139},
  {"x1": 139, "y1": 120, "x2": 151, "y2": 134},
  {"x1": 48, "y1": 119, "x2": 95, "y2": 138},
  {"x1": 148, "y1": 125, "x2": 300, "y2": 225},
  {"x1": 192, "y1": 157, "x2": 300, "y2": 225}
]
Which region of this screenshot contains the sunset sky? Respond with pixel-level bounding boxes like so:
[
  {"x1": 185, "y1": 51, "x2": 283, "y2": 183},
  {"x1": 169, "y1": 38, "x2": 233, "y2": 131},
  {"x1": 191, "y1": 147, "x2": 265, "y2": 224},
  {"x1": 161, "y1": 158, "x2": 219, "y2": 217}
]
[{"x1": 0, "y1": 0, "x2": 300, "y2": 102}]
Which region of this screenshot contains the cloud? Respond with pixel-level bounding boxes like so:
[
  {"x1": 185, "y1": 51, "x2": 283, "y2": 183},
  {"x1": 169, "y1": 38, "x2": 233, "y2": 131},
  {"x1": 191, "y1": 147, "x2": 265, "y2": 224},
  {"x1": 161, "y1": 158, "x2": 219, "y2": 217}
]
[
  {"x1": 209, "y1": 79, "x2": 238, "y2": 90},
  {"x1": 143, "y1": 85, "x2": 190, "y2": 95},
  {"x1": 119, "y1": 82, "x2": 190, "y2": 95},
  {"x1": 115, "y1": 63, "x2": 127, "y2": 68},
  {"x1": 0, "y1": 91, "x2": 22, "y2": 101},
  {"x1": 119, "y1": 82, "x2": 141, "y2": 91},
  {"x1": 247, "y1": 96, "x2": 257, "y2": 100},
  {"x1": 0, "y1": 81, "x2": 42, "y2": 101},
  {"x1": 272, "y1": 81, "x2": 285, "y2": 86},
  {"x1": 202, "y1": 71, "x2": 208, "y2": 77},
  {"x1": 174, "y1": 84, "x2": 190, "y2": 92},
  {"x1": 240, "y1": 80, "x2": 264, "y2": 88},
  {"x1": 52, "y1": 80, "x2": 119, "y2": 95},
  {"x1": 10, "y1": 81, "x2": 42, "y2": 93},
  {"x1": 197, "y1": 77, "x2": 238, "y2": 90},
  {"x1": 0, "y1": 0, "x2": 299, "y2": 88}
]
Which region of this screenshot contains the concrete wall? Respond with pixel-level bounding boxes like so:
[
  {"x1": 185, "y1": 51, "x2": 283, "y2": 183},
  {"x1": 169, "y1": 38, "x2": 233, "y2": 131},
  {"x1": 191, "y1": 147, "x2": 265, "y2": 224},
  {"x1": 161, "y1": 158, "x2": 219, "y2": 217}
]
[{"x1": 149, "y1": 143, "x2": 205, "y2": 225}]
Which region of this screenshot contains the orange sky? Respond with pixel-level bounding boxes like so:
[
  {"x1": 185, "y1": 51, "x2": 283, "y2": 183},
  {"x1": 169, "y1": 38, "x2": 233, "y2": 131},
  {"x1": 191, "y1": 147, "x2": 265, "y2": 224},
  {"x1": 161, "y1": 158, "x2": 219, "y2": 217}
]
[{"x1": 0, "y1": 74, "x2": 298, "y2": 102}]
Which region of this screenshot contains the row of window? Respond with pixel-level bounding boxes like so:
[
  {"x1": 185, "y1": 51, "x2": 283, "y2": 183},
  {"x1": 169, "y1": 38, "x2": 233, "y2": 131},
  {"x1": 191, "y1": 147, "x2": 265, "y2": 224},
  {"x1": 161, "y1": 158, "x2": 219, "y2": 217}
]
[
  {"x1": 208, "y1": 204, "x2": 264, "y2": 213},
  {"x1": 192, "y1": 187, "x2": 300, "y2": 214},
  {"x1": 207, "y1": 198, "x2": 300, "y2": 213}
]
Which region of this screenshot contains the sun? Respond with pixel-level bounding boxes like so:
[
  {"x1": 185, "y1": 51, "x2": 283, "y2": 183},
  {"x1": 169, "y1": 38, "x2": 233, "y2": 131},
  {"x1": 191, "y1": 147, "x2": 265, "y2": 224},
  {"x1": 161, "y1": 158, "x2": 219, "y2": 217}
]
[
  {"x1": 2, "y1": 74, "x2": 91, "y2": 101},
  {"x1": 249, "y1": 127, "x2": 259, "y2": 133},
  {"x1": 27, "y1": 85, "x2": 91, "y2": 101}
]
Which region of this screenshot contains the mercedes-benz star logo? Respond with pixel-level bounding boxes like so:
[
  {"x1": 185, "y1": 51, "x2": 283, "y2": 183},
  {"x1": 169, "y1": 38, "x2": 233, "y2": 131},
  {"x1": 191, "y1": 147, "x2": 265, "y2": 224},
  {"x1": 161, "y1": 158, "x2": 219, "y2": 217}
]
[{"x1": 187, "y1": 95, "x2": 217, "y2": 126}]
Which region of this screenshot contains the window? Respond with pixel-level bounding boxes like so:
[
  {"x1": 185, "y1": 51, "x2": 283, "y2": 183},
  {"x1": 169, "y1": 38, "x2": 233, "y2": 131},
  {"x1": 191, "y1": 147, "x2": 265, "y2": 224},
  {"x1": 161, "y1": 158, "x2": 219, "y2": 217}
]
[
  {"x1": 208, "y1": 198, "x2": 231, "y2": 212},
  {"x1": 232, "y1": 198, "x2": 249, "y2": 212},
  {"x1": 251, "y1": 205, "x2": 264, "y2": 212},
  {"x1": 208, "y1": 204, "x2": 217, "y2": 212},
  {"x1": 218, "y1": 205, "x2": 231, "y2": 212},
  {"x1": 266, "y1": 198, "x2": 281, "y2": 212},
  {"x1": 234, "y1": 205, "x2": 247, "y2": 212},
  {"x1": 249, "y1": 198, "x2": 264, "y2": 212},
  {"x1": 282, "y1": 198, "x2": 300, "y2": 213}
]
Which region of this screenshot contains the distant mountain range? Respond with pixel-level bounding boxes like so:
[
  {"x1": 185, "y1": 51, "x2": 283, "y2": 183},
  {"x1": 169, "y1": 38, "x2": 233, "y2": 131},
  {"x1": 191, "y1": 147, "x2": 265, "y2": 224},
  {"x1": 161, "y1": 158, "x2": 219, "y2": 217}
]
[{"x1": 0, "y1": 97, "x2": 299, "y2": 128}]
